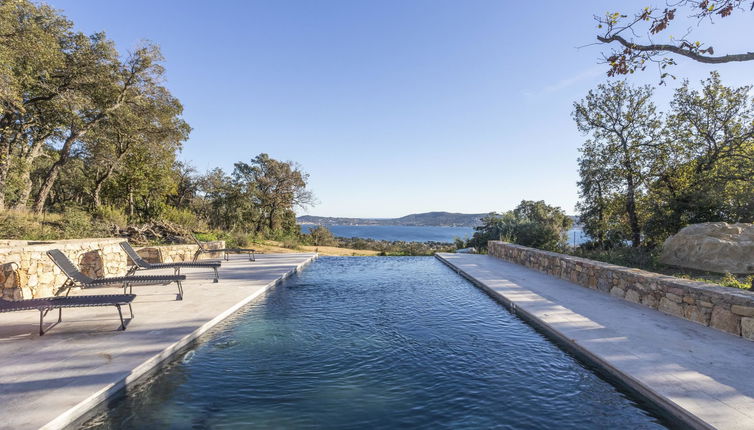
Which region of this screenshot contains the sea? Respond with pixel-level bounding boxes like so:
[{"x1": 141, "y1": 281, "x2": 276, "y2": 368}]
[{"x1": 300, "y1": 224, "x2": 589, "y2": 246}]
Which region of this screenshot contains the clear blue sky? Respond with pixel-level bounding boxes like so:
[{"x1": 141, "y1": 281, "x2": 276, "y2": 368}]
[{"x1": 49, "y1": 0, "x2": 753, "y2": 217}]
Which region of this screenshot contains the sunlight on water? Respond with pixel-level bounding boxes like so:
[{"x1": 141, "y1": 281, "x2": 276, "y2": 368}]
[{"x1": 83, "y1": 257, "x2": 668, "y2": 429}]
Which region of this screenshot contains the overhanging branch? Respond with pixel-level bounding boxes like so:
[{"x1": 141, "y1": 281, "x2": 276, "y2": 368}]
[{"x1": 598, "y1": 34, "x2": 754, "y2": 63}]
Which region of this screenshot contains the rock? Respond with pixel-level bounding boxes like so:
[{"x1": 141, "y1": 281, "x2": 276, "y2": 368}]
[
  {"x1": 660, "y1": 222, "x2": 754, "y2": 274},
  {"x1": 742, "y1": 317, "x2": 754, "y2": 341},
  {"x1": 710, "y1": 306, "x2": 740, "y2": 335}
]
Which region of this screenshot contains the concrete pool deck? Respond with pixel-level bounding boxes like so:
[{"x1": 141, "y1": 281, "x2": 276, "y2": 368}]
[
  {"x1": 0, "y1": 252, "x2": 316, "y2": 430},
  {"x1": 436, "y1": 252, "x2": 754, "y2": 430}
]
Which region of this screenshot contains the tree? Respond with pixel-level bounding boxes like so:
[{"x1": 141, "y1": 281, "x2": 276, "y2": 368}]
[
  {"x1": 467, "y1": 212, "x2": 519, "y2": 251},
  {"x1": 307, "y1": 225, "x2": 336, "y2": 246},
  {"x1": 467, "y1": 201, "x2": 572, "y2": 252},
  {"x1": 32, "y1": 43, "x2": 170, "y2": 213},
  {"x1": 595, "y1": 1, "x2": 754, "y2": 81},
  {"x1": 232, "y1": 154, "x2": 314, "y2": 234},
  {"x1": 646, "y1": 72, "x2": 754, "y2": 240},
  {"x1": 573, "y1": 81, "x2": 662, "y2": 247},
  {"x1": 0, "y1": 0, "x2": 71, "y2": 210},
  {"x1": 511, "y1": 200, "x2": 573, "y2": 250},
  {"x1": 83, "y1": 82, "x2": 189, "y2": 208}
]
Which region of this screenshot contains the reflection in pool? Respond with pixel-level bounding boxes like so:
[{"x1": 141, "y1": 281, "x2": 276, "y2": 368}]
[{"x1": 83, "y1": 257, "x2": 670, "y2": 429}]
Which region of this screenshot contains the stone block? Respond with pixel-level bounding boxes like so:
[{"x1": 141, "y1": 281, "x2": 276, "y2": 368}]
[
  {"x1": 625, "y1": 289, "x2": 641, "y2": 304},
  {"x1": 684, "y1": 305, "x2": 711, "y2": 325},
  {"x1": 710, "y1": 306, "x2": 740, "y2": 335},
  {"x1": 659, "y1": 297, "x2": 683, "y2": 317},
  {"x1": 731, "y1": 305, "x2": 754, "y2": 317},
  {"x1": 660, "y1": 222, "x2": 754, "y2": 274},
  {"x1": 742, "y1": 318, "x2": 754, "y2": 341},
  {"x1": 665, "y1": 293, "x2": 683, "y2": 303},
  {"x1": 609, "y1": 287, "x2": 625, "y2": 298}
]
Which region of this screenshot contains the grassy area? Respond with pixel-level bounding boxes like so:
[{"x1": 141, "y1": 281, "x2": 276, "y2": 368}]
[
  {"x1": 569, "y1": 247, "x2": 753, "y2": 290},
  {"x1": 253, "y1": 240, "x2": 380, "y2": 256}
]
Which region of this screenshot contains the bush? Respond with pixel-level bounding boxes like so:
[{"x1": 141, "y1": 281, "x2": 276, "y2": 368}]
[
  {"x1": 94, "y1": 205, "x2": 128, "y2": 227},
  {"x1": 306, "y1": 226, "x2": 337, "y2": 246},
  {"x1": 160, "y1": 206, "x2": 208, "y2": 231},
  {"x1": 280, "y1": 236, "x2": 301, "y2": 250},
  {"x1": 59, "y1": 207, "x2": 104, "y2": 238},
  {"x1": 0, "y1": 210, "x2": 54, "y2": 240},
  {"x1": 468, "y1": 200, "x2": 572, "y2": 252}
]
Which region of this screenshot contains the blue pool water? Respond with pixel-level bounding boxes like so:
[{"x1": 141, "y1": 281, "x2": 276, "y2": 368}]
[{"x1": 84, "y1": 257, "x2": 668, "y2": 429}]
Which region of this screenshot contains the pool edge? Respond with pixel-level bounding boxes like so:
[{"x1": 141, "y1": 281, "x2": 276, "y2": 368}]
[
  {"x1": 434, "y1": 252, "x2": 711, "y2": 430},
  {"x1": 43, "y1": 253, "x2": 318, "y2": 430}
]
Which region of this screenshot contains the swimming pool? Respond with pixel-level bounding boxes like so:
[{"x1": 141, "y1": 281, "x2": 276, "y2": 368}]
[{"x1": 83, "y1": 257, "x2": 669, "y2": 429}]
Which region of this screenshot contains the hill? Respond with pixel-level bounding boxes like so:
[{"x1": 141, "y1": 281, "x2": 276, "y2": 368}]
[{"x1": 297, "y1": 212, "x2": 487, "y2": 227}]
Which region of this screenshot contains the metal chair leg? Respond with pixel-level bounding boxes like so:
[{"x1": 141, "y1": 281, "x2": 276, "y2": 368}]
[
  {"x1": 128, "y1": 303, "x2": 134, "y2": 318},
  {"x1": 176, "y1": 280, "x2": 183, "y2": 301},
  {"x1": 116, "y1": 305, "x2": 126, "y2": 331},
  {"x1": 38, "y1": 307, "x2": 61, "y2": 336},
  {"x1": 213, "y1": 267, "x2": 219, "y2": 283}
]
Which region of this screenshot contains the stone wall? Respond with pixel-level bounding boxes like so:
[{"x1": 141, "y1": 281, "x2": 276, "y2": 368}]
[
  {"x1": 488, "y1": 241, "x2": 754, "y2": 341},
  {"x1": 0, "y1": 239, "x2": 225, "y2": 299}
]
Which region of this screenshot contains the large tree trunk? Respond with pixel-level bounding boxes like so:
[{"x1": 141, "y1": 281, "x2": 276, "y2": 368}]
[
  {"x1": 32, "y1": 131, "x2": 79, "y2": 214},
  {"x1": 595, "y1": 182, "x2": 605, "y2": 246},
  {"x1": 0, "y1": 141, "x2": 10, "y2": 211},
  {"x1": 625, "y1": 173, "x2": 641, "y2": 247},
  {"x1": 268, "y1": 207, "x2": 276, "y2": 231},
  {"x1": 13, "y1": 139, "x2": 46, "y2": 210},
  {"x1": 92, "y1": 159, "x2": 121, "y2": 207}
]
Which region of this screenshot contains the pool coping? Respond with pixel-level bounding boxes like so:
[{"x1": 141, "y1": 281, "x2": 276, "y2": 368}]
[
  {"x1": 435, "y1": 252, "x2": 716, "y2": 430},
  {"x1": 40, "y1": 253, "x2": 318, "y2": 430}
]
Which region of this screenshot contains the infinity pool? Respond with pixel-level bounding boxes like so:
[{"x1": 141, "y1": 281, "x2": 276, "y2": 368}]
[{"x1": 83, "y1": 257, "x2": 670, "y2": 429}]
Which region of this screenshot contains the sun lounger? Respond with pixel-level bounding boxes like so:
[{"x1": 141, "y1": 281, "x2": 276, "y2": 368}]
[
  {"x1": 120, "y1": 241, "x2": 221, "y2": 282},
  {"x1": 47, "y1": 249, "x2": 187, "y2": 300},
  {"x1": 1, "y1": 292, "x2": 135, "y2": 336},
  {"x1": 191, "y1": 233, "x2": 256, "y2": 262}
]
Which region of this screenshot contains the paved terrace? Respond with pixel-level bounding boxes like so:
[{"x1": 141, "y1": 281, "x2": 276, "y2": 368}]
[
  {"x1": 0, "y1": 253, "x2": 317, "y2": 430},
  {"x1": 436, "y1": 253, "x2": 754, "y2": 430}
]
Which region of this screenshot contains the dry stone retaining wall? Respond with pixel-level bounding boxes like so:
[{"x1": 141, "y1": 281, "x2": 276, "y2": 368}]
[
  {"x1": 488, "y1": 241, "x2": 754, "y2": 341},
  {"x1": 0, "y1": 239, "x2": 224, "y2": 299}
]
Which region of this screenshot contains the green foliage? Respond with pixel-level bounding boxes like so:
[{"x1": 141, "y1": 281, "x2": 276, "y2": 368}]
[
  {"x1": 93, "y1": 205, "x2": 128, "y2": 227},
  {"x1": 573, "y1": 80, "x2": 660, "y2": 247},
  {"x1": 715, "y1": 273, "x2": 754, "y2": 290},
  {"x1": 575, "y1": 73, "x2": 754, "y2": 248},
  {"x1": 467, "y1": 201, "x2": 572, "y2": 252},
  {"x1": 160, "y1": 206, "x2": 207, "y2": 232},
  {"x1": 305, "y1": 226, "x2": 337, "y2": 246},
  {"x1": 0, "y1": 209, "x2": 110, "y2": 240},
  {"x1": 570, "y1": 246, "x2": 753, "y2": 290},
  {"x1": 280, "y1": 236, "x2": 302, "y2": 250},
  {"x1": 58, "y1": 207, "x2": 102, "y2": 238}
]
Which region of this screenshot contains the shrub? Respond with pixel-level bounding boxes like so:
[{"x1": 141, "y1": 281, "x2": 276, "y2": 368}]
[
  {"x1": 306, "y1": 226, "x2": 337, "y2": 246},
  {"x1": 94, "y1": 205, "x2": 128, "y2": 227},
  {"x1": 160, "y1": 206, "x2": 208, "y2": 231},
  {"x1": 281, "y1": 236, "x2": 301, "y2": 250},
  {"x1": 60, "y1": 207, "x2": 103, "y2": 238},
  {"x1": 468, "y1": 201, "x2": 572, "y2": 252}
]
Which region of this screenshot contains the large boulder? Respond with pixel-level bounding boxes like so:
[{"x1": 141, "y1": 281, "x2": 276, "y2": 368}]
[{"x1": 660, "y1": 222, "x2": 754, "y2": 274}]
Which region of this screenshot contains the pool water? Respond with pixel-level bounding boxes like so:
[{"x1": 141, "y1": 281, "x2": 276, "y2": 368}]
[{"x1": 83, "y1": 257, "x2": 670, "y2": 429}]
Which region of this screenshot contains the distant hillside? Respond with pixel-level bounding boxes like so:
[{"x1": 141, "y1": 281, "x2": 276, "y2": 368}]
[{"x1": 298, "y1": 211, "x2": 488, "y2": 227}]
